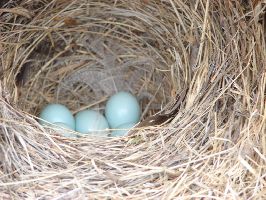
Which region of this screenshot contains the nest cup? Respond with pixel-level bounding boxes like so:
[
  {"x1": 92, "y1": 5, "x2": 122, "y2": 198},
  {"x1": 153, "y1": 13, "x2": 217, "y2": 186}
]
[
  {"x1": 1, "y1": 0, "x2": 266, "y2": 199},
  {"x1": 10, "y1": 1, "x2": 179, "y2": 118}
]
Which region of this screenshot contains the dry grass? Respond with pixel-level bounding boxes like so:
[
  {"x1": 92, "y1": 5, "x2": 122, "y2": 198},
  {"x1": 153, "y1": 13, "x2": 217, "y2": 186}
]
[{"x1": 0, "y1": 0, "x2": 266, "y2": 199}]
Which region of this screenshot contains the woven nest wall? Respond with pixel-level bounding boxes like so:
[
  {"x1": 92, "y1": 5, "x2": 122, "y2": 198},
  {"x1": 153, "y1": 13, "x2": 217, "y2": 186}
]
[{"x1": 0, "y1": 0, "x2": 265, "y2": 199}]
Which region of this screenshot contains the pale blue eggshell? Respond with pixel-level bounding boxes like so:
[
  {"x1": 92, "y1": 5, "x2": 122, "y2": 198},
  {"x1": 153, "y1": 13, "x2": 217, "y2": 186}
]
[
  {"x1": 111, "y1": 122, "x2": 136, "y2": 137},
  {"x1": 75, "y1": 110, "x2": 109, "y2": 135},
  {"x1": 105, "y1": 92, "x2": 141, "y2": 128},
  {"x1": 52, "y1": 122, "x2": 77, "y2": 138},
  {"x1": 39, "y1": 104, "x2": 75, "y2": 130}
]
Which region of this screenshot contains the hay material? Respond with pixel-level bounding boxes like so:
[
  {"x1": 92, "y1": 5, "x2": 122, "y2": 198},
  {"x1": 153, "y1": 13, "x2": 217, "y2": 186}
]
[{"x1": 1, "y1": 0, "x2": 266, "y2": 199}]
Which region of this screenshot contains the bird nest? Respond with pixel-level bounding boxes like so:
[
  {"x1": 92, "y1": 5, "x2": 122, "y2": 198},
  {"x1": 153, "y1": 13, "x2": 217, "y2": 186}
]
[{"x1": 0, "y1": 0, "x2": 265, "y2": 199}]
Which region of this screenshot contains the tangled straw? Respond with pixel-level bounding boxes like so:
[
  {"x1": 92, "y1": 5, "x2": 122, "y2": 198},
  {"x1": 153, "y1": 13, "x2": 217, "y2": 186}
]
[{"x1": 0, "y1": 0, "x2": 265, "y2": 199}]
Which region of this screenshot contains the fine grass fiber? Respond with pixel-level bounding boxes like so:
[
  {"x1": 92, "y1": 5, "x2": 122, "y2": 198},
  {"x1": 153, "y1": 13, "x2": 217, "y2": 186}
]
[{"x1": 0, "y1": 0, "x2": 265, "y2": 199}]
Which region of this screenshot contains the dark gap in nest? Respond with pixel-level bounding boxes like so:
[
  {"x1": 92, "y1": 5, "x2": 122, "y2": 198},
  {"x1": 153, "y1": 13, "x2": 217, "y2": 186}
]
[
  {"x1": 0, "y1": 0, "x2": 10, "y2": 8},
  {"x1": 15, "y1": 39, "x2": 54, "y2": 87}
]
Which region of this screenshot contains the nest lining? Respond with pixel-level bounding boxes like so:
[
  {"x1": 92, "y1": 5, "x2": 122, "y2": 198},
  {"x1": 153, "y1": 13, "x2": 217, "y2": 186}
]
[
  {"x1": 0, "y1": 0, "x2": 266, "y2": 199},
  {"x1": 13, "y1": 4, "x2": 177, "y2": 119}
]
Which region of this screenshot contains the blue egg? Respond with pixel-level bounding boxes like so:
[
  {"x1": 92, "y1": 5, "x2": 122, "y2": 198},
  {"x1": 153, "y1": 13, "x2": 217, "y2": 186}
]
[
  {"x1": 111, "y1": 122, "x2": 136, "y2": 137},
  {"x1": 39, "y1": 104, "x2": 75, "y2": 130},
  {"x1": 105, "y1": 91, "x2": 141, "y2": 128},
  {"x1": 52, "y1": 122, "x2": 77, "y2": 138},
  {"x1": 75, "y1": 110, "x2": 109, "y2": 135}
]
